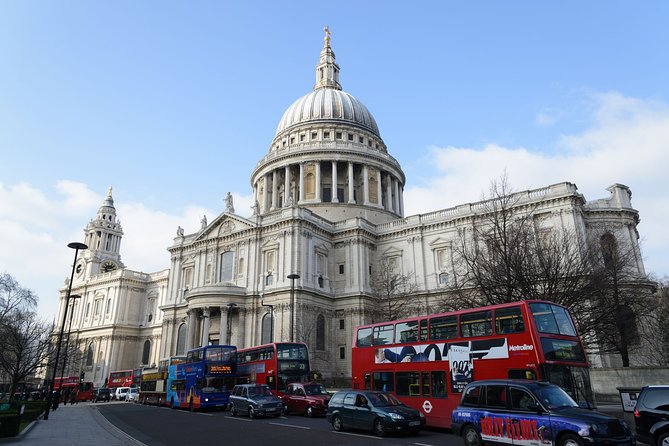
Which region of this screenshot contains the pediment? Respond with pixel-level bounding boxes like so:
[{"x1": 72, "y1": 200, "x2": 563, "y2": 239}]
[
  {"x1": 194, "y1": 213, "x2": 255, "y2": 241},
  {"x1": 382, "y1": 246, "x2": 403, "y2": 257},
  {"x1": 429, "y1": 237, "x2": 451, "y2": 249}
]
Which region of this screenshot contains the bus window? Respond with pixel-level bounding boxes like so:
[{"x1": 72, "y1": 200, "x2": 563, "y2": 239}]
[
  {"x1": 395, "y1": 321, "x2": 418, "y2": 343},
  {"x1": 431, "y1": 371, "x2": 447, "y2": 397},
  {"x1": 508, "y1": 369, "x2": 536, "y2": 380},
  {"x1": 495, "y1": 306, "x2": 525, "y2": 334},
  {"x1": 357, "y1": 327, "x2": 373, "y2": 347},
  {"x1": 460, "y1": 310, "x2": 492, "y2": 337},
  {"x1": 372, "y1": 372, "x2": 394, "y2": 392},
  {"x1": 420, "y1": 319, "x2": 428, "y2": 341},
  {"x1": 429, "y1": 315, "x2": 457, "y2": 340},
  {"x1": 530, "y1": 303, "x2": 576, "y2": 336},
  {"x1": 372, "y1": 324, "x2": 394, "y2": 346},
  {"x1": 364, "y1": 373, "x2": 371, "y2": 390},
  {"x1": 396, "y1": 372, "x2": 420, "y2": 396},
  {"x1": 421, "y1": 371, "x2": 430, "y2": 396}
]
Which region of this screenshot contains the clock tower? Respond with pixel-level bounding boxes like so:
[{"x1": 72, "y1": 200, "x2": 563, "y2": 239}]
[{"x1": 77, "y1": 187, "x2": 125, "y2": 278}]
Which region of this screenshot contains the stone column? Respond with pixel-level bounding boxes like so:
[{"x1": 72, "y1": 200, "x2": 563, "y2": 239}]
[
  {"x1": 315, "y1": 162, "x2": 321, "y2": 202},
  {"x1": 399, "y1": 184, "x2": 404, "y2": 217},
  {"x1": 394, "y1": 178, "x2": 400, "y2": 215},
  {"x1": 385, "y1": 173, "x2": 393, "y2": 211},
  {"x1": 348, "y1": 162, "x2": 355, "y2": 204},
  {"x1": 271, "y1": 170, "x2": 278, "y2": 210},
  {"x1": 299, "y1": 163, "x2": 305, "y2": 203},
  {"x1": 201, "y1": 307, "x2": 210, "y2": 346},
  {"x1": 219, "y1": 306, "x2": 229, "y2": 345},
  {"x1": 331, "y1": 161, "x2": 338, "y2": 203},
  {"x1": 186, "y1": 309, "x2": 197, "y2": 351},
  {"x1": 376, "y1": 169, "x2": 382, "y2": 208},
  {"x1": 237, "y1": 307, "x2": 246, "y2": 348},
  {"x1": 263, "y1": 173, "x2": 270, "y2": 213},
  {"x1": 284, "y1": 165, "x2": 291, "y2": 206},
  {"x1": 363, "y1": 165, "x2": 369, "y2": 205}
]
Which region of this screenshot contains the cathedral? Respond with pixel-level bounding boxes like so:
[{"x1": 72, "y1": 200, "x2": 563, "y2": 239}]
[{"x1": 54, "y1": 31, "x2": 645, "y2": 387}]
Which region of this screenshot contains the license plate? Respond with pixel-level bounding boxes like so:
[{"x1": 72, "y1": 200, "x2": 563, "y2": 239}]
[{"x1": 409, "y1": 421, "x2": 421, "y2": 426}]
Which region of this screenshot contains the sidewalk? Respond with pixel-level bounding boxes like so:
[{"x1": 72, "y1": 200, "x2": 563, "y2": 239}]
[{"x1": 4, "y1": 402, "x2": 144, "y2": 445}]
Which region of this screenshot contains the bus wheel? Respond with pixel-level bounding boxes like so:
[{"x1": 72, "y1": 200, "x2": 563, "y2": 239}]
[
  {"x1": 559, "y1": 433, "x2": 583, "y2": 446},
  {"x1": 463, "y1": 425, "x2": 482, "y2": 446},
  {"x1": 374, "y1": 418, "x2": 386, "y2": 437},
  {"x1": 189, "y1": 398, "x2": 194, "y2": 412},
  {"x1": 306, "y1": 406, "x2": 314, "y2": 417},
  {"x1": 171, "y1": 398, "x2": 176, "y2": 410},
  {"x1": 332, "y1": 414, "x2": 344, "y2": 432}
]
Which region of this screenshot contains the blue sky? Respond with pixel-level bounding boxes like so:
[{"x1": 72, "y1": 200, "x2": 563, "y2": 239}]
[{"x1": 1, "y1": 1, "x2": 667, "y2": 322}]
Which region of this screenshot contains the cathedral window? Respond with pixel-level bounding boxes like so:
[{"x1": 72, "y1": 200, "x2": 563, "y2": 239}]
[
  {"x1": 336, "y1": 132, "x2": 342, "y2": 139},
  {"x1": 348, "y1": 133, "x2": 353, "y2": 141},
  {"x1": 311, "y1": 131, "x2": 317, "y2": 140},
  {"x1": 86, "y1": 344, "x2": 94, "y2": 366},
  {"x1": 142, "y1": 340, "x2": 151, "y2": 365},
  {"x1": 338, "y1": 264, "x2": 344, "y2": 275},
  {"x1": 359, "y1": 136, "x2": 364, "y2": 143},
  {"x1": 339, "y1": 346, "x2": 346, "y2": 359},
  {"x1": 105, "y1": 298, "x2": 111, "y2": 316},
  {"x1": 368, "y1": 140, "x2": 372, "y2": 147},
  {"x1": 339, "y1": 319, "x2": 345, "y2": 330},
  {"x1": 94, "y1": 299, "x2": 102, "y2": 317},
  {"x1": 600, "y1": 233, "x2": 618, "y2": 267},
  {"x1": 438, "y1": 272, "x2": 449, "y2": 287},
  {"x1": 261, "y1": 313, "x2": 273, "y2": 344},
  {"x1": 318, "y1": 275, "x2": 324, "y2": 288},
  {"x1": 85, "y1": 302, "x2": 90, "y2": 318},
  {"x1": 220, "y1": 252, "x2": 234, "y2": 282},
  {"x1": 264, "y1": 250, "x2": 276, "y2": 275},
  {"x1": 176, "y1": 323, "x2": 187, "y2": 355},
  {"x1": 323, "y1": 131, "x2": 330, "y2": 139},
  {"x1": 316, "y1": 314, "x2": 326, "y2": 350},
  {"x1": 290, "y1": 137, "x2": 295, "y2": 144},
  {"x1": 183, "y1": 267, "x2": 193, "y2": 289},
  {"x1": 300, "y1": 133, "x2": 305, "y2": 142}
]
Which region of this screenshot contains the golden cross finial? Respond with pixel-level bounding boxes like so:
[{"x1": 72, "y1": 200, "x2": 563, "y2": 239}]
[{"x1": 324, "y1": 25, "x2": 331, "y2": 47}]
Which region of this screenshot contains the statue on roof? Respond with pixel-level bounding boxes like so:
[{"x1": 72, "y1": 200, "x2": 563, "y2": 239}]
[
  {"x1": 225, "y1": 192, "x2": 235, "y2": 213},
  {"x1": 201, "y1": 215, "x2": 207, "y2": 229},
  {"x1": 324, "y1": 26, "x2": 331, "y2": 47}
]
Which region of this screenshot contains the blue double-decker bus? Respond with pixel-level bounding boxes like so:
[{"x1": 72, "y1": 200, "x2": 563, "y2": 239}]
[{"x1": 167, "y1": 345, "x2": 237, "y2": 411}]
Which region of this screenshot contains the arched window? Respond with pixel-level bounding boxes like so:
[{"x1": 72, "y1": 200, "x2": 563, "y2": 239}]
[
  {"x1": 316, "y1": 314, "x2": 326, "y2": 350},
  {"x1": 220, "y1": 252, "x2": 234, "y2": 282},
  {"x1": 86, "y1": 343, "x2": 94, "y2": 366},
  {"x1": 85, "y1": 302, "x2": 90, "y2": 318},
  {"x1": 621, "y1": 305, "x2": 640, "y2": 345},
  {"x1": 105, "y1": 298, "x2": 112, "y2": 315},
  {"x1": 176, "y1": 323, "x2": 188, "y2": 355},
  {"x1": 261, "y1": 313, "x2": 273, "y2": 344},
  {"x1": 600, "y1": 233, "x2": 618, "y2": 268},
  {"x1": 142, "y1": 340, "x2": 151, "y2": 365}
]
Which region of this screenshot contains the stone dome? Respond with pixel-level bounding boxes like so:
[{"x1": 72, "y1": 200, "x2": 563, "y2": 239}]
[{"x1": 275, "y1": 88, "x2": 380, "y2": 137}]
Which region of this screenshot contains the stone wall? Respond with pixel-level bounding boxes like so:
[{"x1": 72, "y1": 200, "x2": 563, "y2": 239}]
[{"x1": 591, "y1": 367, "x2": 669, "y2": 403}]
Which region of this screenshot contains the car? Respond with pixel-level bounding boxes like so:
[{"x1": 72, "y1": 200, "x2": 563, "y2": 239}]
[
  {"x1": 281, "y1": 382, "x2": 330, "y2": 417},
  {"x1": 229, "y1": 384, "x2": 283, "y2": 418},
  {"x1": 326, "y1": 390, "x2": 425, "y2": 437},
  {"x1": 113, "y1": 387, "x2": 130, "y2": 401},
  {"x1": 634, "y1": 385, "x2": 669, "y2": 446},
  {"x1": 451, "y1": 379, "x2": 635, "y2": 446},
  {"x1": 125, "y1": 387, "x2": 139, "y2": 403},
  {"x1": 93, "y1": 388, "x2": 111, "y2": 403}
]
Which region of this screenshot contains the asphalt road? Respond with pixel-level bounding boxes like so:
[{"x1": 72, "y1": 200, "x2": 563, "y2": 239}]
[{"x1": 97, "y1": 402, "x2": 466, "y2": 446}]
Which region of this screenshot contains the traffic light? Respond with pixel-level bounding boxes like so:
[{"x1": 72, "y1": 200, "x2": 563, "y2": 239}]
[{"x1": 80, "y1": 372, "x2": 85, "y2": 383}]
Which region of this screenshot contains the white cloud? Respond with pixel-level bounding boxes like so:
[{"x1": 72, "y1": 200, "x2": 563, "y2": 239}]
[{"x1": 404, "y1": 91, "x2": 669, "y2": 279}]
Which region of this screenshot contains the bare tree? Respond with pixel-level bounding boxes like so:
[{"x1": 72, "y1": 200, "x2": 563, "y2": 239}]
[
  {"x1": 0, "y1": 273, "x2": 38, "y2": 325},
  {"x1": 370, "y1": 257, "x2": 419, "y2": 322},
  {"x1": 0, "y1": 310, "x2": 52, "y2": 400}
]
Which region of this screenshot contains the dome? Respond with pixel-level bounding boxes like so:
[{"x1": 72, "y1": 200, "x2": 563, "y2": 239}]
[{"x1": 275, "y1": 89, "x2": 380, "y2": 137}]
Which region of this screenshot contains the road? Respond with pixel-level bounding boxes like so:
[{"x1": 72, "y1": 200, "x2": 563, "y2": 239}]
[{"x1": 97, "y1": 402, "x2": 466, "y2": 446}]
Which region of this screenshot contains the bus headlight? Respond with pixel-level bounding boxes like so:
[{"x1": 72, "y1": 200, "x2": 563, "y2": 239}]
[{"x1": 205, "y1": 398, "x2": 209, "y2": 403}]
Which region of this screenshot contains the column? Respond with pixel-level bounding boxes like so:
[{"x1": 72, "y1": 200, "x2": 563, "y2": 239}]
[
  {"x1": 219, "y1": 306, "x2": 229, "y2": 345},
  {"x1": 331, "y1": 161, "x2": 338, "y2": 203},
  {"x1": 284, "y1": 165, "x2": 291, "y2": 206},
  {"x1": 201, "y1": 307, "x2": 210, "y2": 346},
  {"x1": 363, "y1": 165, "x2": 369, "y2": 205},
  {"x1": 394, "y1": 178, "x2": 400, "y2": 215},
  {"x1": 376, "y1": 169, "x2": 382, "y2": 208},
  {"x1": 385, "y1": 173, "x2": 393, "y2": 211},
  {"x1": 271, "y1": 170, "x2": 278, "y2": 210},
  {"x1": 186, "y1": 309, "x2": 197, "y2": 351},
  {"x1": 299, "y1": 163, "x2": 305, "y2": 203},
  {"x1": 347, "y1": 162, "x2": 355, "y2": 204},
  {"x1": 315, "y1": 162, "x2": 321, "y2": 202},
  {"x1": 399, "y1": 184, "x2": 404, "y2": 217},
  {"x1": 237, "y1": 307, "x2": 246, "y2": 348},
  {"x1": 263, "y1": 173, "x2": 270, "y2": 212}
]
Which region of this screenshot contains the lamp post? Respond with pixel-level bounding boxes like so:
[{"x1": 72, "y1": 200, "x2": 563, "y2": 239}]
[
  {"x1": 287, "y1": 273, "x2": 300, "y2": 342},
  {"x1": 58, "y1": 294, "x2": 81, "y2": 387},
  {"x1": 44, "y1": 242, "x2": 87, "y2": 421}
]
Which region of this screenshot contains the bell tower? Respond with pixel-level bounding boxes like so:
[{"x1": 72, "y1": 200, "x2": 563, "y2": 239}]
[{"x1": 76, "y1": 187, "x2": 125, "y2": 279}]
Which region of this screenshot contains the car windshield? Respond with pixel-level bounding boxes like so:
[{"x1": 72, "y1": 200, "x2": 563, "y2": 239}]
[
  {"x1": 248, "y1": 386, "x2": 273, "y2": 397},
  {"x1": 534, "y1": 385, "x2": 579, "y2": 409},
  {"x1": 304, "y1": 385, "x2": 328, "y2": 396},
  {"x1": 368, "y1": 393, "x2": 403, "y2": 407}
]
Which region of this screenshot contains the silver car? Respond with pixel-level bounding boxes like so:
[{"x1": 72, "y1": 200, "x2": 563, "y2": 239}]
[{"x1": 229, "y1": 384, "x2": 283, "y2": 418}]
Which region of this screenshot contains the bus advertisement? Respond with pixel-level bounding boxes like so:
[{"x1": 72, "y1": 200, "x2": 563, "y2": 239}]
[
  {"x1": 53, "y1": 376, "x2": 94, "y2": 402},
  {"x1": 351, "y1": 300, "x2": 594, "y2": 428},
  {"x1": 167, "y1": 345, "x2": 236, "y2": 411},
  {"x1": 236, "y1": 342, "x2": 310, "y2": 395},
  {"x1": 139, "y1": 356, "x2": 185, "y2": 406}
]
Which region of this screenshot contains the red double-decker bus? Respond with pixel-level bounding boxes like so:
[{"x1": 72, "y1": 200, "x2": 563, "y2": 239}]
[
  {"x1": 351, "y1": 300, "x2": 594, "y2": 428},
  {"x1": 236, "y1": 342, "x2": 310, "y2": 395},
  {"x1": 53, "y1": 376, "x2": 94, "y2": 402},
  {"x1": 107, "y1": 368, "x2": 141, "y2": 389}
]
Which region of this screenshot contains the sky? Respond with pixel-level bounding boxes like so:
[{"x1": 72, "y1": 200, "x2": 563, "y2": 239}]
[{"x1": 1, "y1": 1, "x2": 668, "y2": 322}]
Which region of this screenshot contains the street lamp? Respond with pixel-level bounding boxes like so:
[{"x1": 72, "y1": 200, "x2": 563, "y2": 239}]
[
  {"x1": 287, "y1": 273, "x2": 300, "y2": 342},
  {"x1": 44, "y1": 241, "x2": 87, "y2": 421},
  {"x1": 59, "y1": 294, "x2": 81, "y2": 387}
]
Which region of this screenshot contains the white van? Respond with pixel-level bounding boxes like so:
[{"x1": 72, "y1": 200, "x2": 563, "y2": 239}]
[{"x1": 114, "y1": 387, "x2": 130, "y2": 401}]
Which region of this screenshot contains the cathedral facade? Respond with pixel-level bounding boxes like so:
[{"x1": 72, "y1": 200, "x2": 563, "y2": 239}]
[{"x1": 55, "y1": 32, "x2": 645, "y2": 387}]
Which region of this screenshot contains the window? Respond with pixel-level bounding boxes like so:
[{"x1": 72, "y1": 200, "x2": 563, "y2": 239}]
[
  {"x1": 530, "y1": 303, "x2": 576, "y2": 336},
  {"x1": 105, "y1": 298, "x2": 112, "y2": 315},
  {"x1": 372, "y1": 372, "x2": 394, "y2": 392},
  {"x1": 86, "y1": 344, "x2": 94, "y2": 366},
  {"x1": 336, "y1": 132, "x2": 342, "y2": 139},
  {"x1": 395, "y1": 321, "x2": 418, "y2": 343},
  {"x1": 438, "y1": 272, "x2": 449, "y2": 286},
  {"x1": 431, "y1": 371, "x2": 447, "y2": 397},
  {"x1": 339, "y1": 346, "x2": 346, "y2": 359},
  {"x1": 323, "y1": 131, "x2": 330, "y2": 139},
  {"x1": 600, "y1": 233, "x2": 618, "y2": 267},
  {"x1": 311, "y1": 131, "x2": 317, "y2": 140},
  {"x1": 396, "y1": 372, "x2": 420, "y2": 396},
  {"x1": 261, "y1": 313, "x2": 273, "y2": 344},
  {"x1": 183, "y1": 267, "x2": 193, "y2": 288},
  {"x1": 290, "y1": 137, "x2": 295, "y2": 144},
  {"x1": 373, "y1": 324, "x2": 394, "y2": 345},
  {"x1": 460, "y1": 310, "x2": 493, "y2": 337},
  {"x1": 265, "y1": 273, "x2": 273, "y2": 286},
  {"x1": 356, "y1": 327, "x2": 372, "y2": 347},
  {"x1": 359, "y1": 136, "x2": 364, "y2": 143},
  {"x1": 220, "y1": 252, "x2": 234, "y2": 282},
  {"x1": 510, "y1": 387, "x2": 535, "y2": 410},
  {"x1": 300, "y1": 134, "x2": 305, "y2": 142},
  {"x1": 85, "y1": 302, "x2": 90, "y2": 318},
  {"x1": 338, "y1": 264, "x2": 344, "y2": 274},
  {"x1": 485, "y1": 385, "x2": 507, "y2": 408},
  {"x1": 348, "y1": 133, "x2": 353, "y2": 141},
  {"x1": 461, "y1": 385, "x2": 481, "y2": 407},
  {"x1": 176, "y1": 323, "x2": 188, "y2": 355},
  {"x1": 316, "y1": 315, "x2": 325, "y2": 350},
  {"x1": 142, "y1": 340, "x2": 151, "y2": 365},
  {"x1": 495, "y1": 306, "x2": 525, "y2": 334},
  {"x1": 509, "y1": 369, "x2": 537, "y2": 380},
  {"x1": 318, "y1": 276, "x2": 324, "y2": 288},
  {"x1": 94, "y1": 299, "x2": 101, "y2": 316},
  {"x1": 430, "y1": 315, "x2": 458, "y2": 340},
  {"x1": 339, "y1": 319, "x2": 345, "y2": 330}
]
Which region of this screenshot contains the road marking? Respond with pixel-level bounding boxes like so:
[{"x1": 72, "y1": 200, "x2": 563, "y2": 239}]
[
  {"x1": 224, "y1": 416, "x2": 253, "y2": 422},
  {"x1": 196, "y1": 412, "x2": 213, "y2": 416},
  {"x1": 414, "y1": 443, "x2": 437, "y2": 446},
  {"x1": 333, "y1": 431, "x2": 382, "y2": 440},
  {"x1": 268, "y1": 422, "x2": 311, "y2": 430}
]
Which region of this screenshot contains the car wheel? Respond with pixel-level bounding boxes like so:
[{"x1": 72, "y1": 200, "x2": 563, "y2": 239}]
[
  {"x1": 230, "y1": 404, "x2": 237, "y2": 417},
  {"x1": 374, "y1": 418, "x2": 386, "y2": 437},
  {"x1": 283, "y1": 404, "x2": 289, "y2": 414},
  {"x1": 559, "y1": 433, "x2": 583, "y2": 446},
  {"x1": 306, "y1": 406, "x2": 314, "y2": 417},
  {"x1": 463, "y1": 425, "x2": 482, "y2": 446},
  {"x1": 332, "y1": 414, "x2": 344, "y2": 432},
  {"x1": 248, "y1": 407, "x2": 256, "y2": 419},
  {"x1": 659, "y1": 433, "x2": 669, "y2": 446}
]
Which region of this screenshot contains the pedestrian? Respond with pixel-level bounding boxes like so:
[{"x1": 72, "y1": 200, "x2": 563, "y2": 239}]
[
  {"x1": 70, "y1": 389, "x2": 77, "y2": 405},
  {"x1": 52, "y1": 390, "x2": 60, "y2": 411}
]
